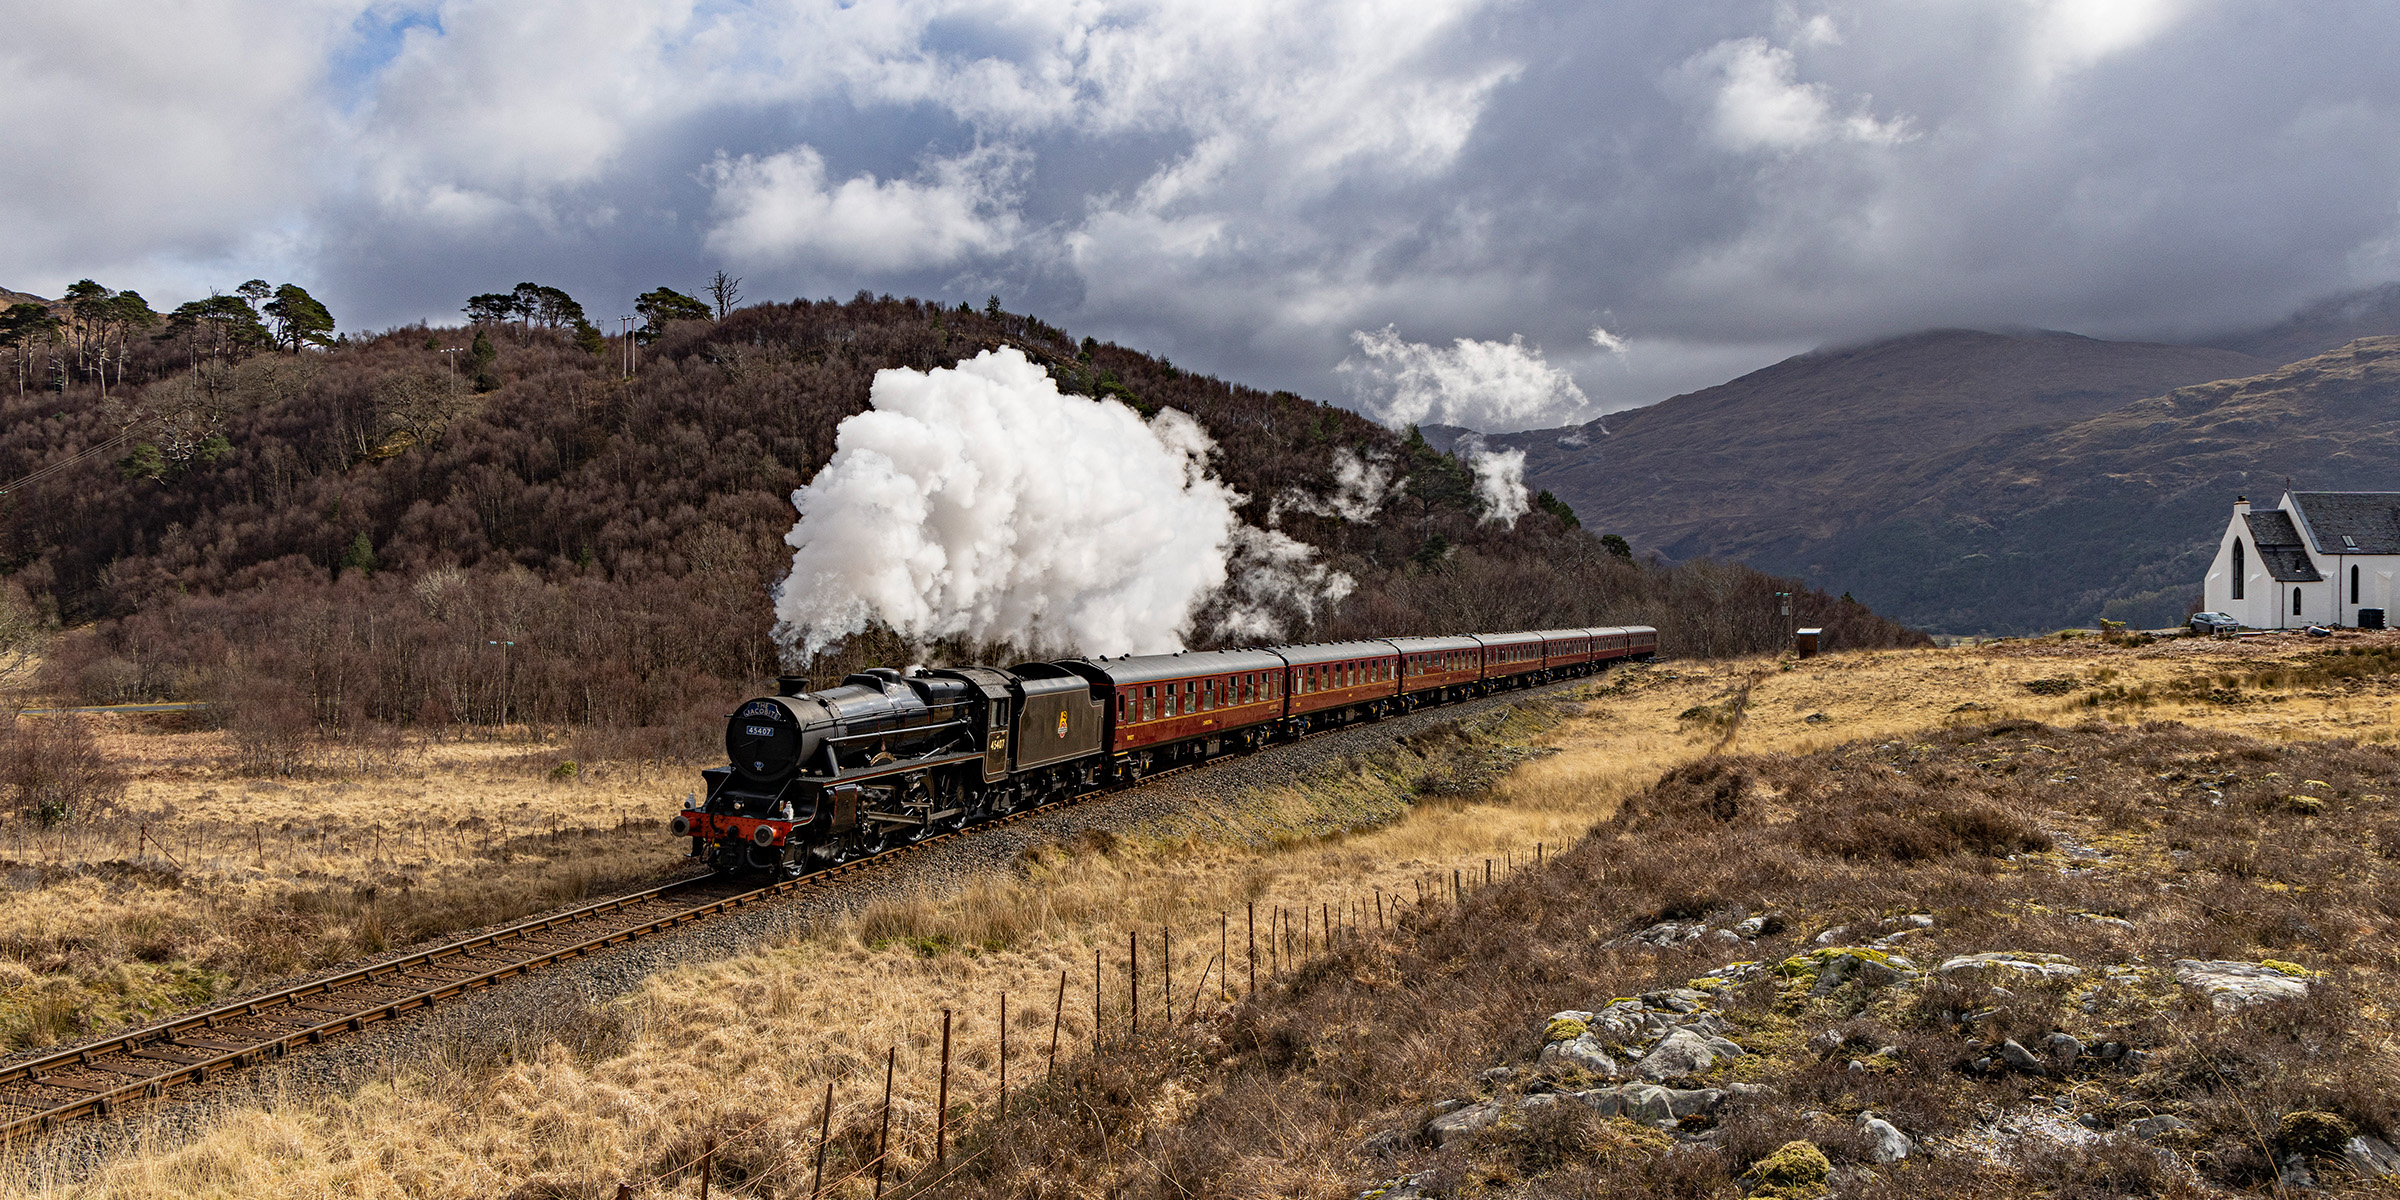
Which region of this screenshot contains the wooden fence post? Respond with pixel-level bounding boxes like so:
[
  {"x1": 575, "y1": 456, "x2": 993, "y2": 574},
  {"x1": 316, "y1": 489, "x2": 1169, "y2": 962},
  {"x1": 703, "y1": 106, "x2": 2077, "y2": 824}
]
[
  {"x1": 873, "y1": 1047, "x2": 894, "y2": 1198},
  {"x1": 812, "y1": 1082, "x2": 833, "y2": 1199},
  {"x1": 935, "y1": 1009, "x2": 952, "y2": 1169},
  {"x1": 1129, "y1": 930, "x2": 1139, "y2": 1035},
  {"x1": 1049, "y1": 969, "x2": 1066, "y2": 1082},
  {"x1": 998, "y1": 990, "x2": 1007, "y2": 1123},
  {"x1": 1246, "y1": 903, "x2": 1256, "y2": 996}
]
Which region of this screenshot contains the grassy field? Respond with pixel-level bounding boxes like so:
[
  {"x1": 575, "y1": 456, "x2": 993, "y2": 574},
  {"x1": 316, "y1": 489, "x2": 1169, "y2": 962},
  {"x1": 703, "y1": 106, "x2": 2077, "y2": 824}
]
[
  {"x1": 6, "y1": 628, "x2": 2399, "y2": 1196},
  {"x1": 0, "y1": 720, "x2": 687, "y2": 1051}
]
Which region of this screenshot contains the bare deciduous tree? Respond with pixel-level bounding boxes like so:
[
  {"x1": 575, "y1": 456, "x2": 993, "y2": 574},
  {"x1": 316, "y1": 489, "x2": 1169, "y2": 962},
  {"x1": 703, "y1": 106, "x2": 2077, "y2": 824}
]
[
  {"x1": 707, "y1": 271, "x2": 743, "y2": 320},
  {"x1": 0, "y1": 585, "x2": 42, "y2": 697}
]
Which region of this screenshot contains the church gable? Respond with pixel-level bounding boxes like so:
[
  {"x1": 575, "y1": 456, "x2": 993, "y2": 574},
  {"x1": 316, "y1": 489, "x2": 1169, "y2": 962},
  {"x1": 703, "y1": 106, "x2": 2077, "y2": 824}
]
[{"x1": 2241, "y1": 510, "x2": 2322, "y2": 581}]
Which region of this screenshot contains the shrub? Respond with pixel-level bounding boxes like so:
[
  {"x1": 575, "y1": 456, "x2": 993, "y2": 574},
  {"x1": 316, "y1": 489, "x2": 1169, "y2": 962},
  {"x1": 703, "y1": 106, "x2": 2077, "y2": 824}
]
[{"x1": 0, "y1": 714, "x2": 123, "y2": 826}]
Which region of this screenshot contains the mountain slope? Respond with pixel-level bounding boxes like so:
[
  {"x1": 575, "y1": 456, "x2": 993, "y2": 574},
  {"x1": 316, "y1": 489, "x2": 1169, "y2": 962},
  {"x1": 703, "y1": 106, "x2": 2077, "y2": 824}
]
[
  {"x1": 1494, "y1": 329, "x2": 2268, "y2": 573},
  {"x1": 2198, "y1": 282, "x2": 2400, "y2": 366},
  {"x1": 1811, "y1": 336, "x2": 2400, "y2": 633}
]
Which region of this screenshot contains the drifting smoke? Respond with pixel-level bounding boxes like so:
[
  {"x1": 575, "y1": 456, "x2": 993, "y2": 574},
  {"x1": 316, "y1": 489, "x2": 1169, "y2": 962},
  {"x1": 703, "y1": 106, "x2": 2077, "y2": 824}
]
[
  {"x1": 1271, "y1": 446, "x2": 1403, "y2": 523},
  {"x1": 773, "y1": 347, "x2": 1350, "y2": 660},
  {"x1": 1337, "y1": 325, "x2": 1593, "y2": 433},
  {"x1": 1214, "y1": 526, "x2": 1356, "y2": 641},
  {"x1": 1454, "y1": 434, "x2": 1533, "y2": 528}
]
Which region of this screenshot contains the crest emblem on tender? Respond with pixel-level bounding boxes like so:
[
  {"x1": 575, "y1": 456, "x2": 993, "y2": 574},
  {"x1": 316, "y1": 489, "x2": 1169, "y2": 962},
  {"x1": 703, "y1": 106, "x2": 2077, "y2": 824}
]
[{"x1": 1057, "y1": 711, "x2": 1069, "y2": 738}]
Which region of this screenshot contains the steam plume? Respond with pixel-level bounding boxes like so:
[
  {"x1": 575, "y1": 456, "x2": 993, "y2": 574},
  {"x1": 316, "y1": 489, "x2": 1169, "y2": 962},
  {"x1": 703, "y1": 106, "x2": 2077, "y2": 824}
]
[
  {"x1": 773, "y1": 347, "x2": 1348, "y2": 660},
  {"x1": 1271, "y1": 446, "x2": 1403, "y2": 523},
  {"x1": 1454, "y1": 434, "x2": 1533, "y2": 528}
]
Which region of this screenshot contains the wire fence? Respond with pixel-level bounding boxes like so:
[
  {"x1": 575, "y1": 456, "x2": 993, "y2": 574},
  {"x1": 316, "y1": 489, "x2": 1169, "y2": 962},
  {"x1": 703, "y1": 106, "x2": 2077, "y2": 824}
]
[{"x1": 601, "y1": 842, "x2": 1553, "y2": 1197}]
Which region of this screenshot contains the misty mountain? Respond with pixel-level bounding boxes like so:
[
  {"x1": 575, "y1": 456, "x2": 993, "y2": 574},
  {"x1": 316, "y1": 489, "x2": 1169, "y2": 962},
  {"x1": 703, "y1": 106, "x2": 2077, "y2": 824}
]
[
  {"x1": 2194, "y1": 283, "x2": 2400, "y2": 366},
  {"x1": 1464, "y1": 328, "x2": 2268, "y2": 599},
  {"x1": 1821, "y1": 337, "x2": 2400, "y2": 633}
]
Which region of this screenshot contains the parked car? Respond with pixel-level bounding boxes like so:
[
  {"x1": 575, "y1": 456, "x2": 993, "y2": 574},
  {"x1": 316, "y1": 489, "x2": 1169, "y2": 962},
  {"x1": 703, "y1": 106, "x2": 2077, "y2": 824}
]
[{"x1": 2189, "y1": 611, "x2": 2240, "y2": 634}]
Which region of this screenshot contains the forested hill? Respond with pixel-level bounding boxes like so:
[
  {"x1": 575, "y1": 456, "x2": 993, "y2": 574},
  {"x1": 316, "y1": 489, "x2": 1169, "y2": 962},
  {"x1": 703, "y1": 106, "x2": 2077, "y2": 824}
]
[{"x1": 0, "y1": 291, "x2": 1921, "y2": 744}]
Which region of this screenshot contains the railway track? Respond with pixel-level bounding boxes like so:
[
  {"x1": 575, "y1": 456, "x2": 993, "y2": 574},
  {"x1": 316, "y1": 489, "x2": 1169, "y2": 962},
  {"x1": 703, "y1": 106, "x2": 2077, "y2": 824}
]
[
  {"x1": 0, "y1": 789, "x2": 1091, "y2": 1143},
  {"x1": 0, "y1": 676, "x2": 1583, "y2": 1142}
]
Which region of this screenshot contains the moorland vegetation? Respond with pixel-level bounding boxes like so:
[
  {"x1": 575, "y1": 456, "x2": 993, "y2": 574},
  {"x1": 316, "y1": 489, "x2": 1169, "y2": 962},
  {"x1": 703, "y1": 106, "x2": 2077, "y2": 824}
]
[{"x1": 12, "y1": 631, "x2": 2398, "y2": 1196}]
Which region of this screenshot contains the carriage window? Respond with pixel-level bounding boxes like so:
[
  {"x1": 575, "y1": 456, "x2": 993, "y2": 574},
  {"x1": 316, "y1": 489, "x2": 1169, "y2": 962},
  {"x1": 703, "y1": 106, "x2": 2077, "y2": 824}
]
[
  {"x1": 1142, "y1": 686, "x2": 1156, "y2": 721},
  {"x1": 1202, "y1": 679, "x2": 1215, "y2": 711},
  {"x1": 1119, "y1": 694, "x2": 1131, "y2": 721},
  {"x1": 1185, "y1": 681, "x2": 1197, "y2": 711}
]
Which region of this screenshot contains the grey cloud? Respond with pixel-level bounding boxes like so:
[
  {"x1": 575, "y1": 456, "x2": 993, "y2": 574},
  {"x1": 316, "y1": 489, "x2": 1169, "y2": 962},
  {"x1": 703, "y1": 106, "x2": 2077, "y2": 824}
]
[{"x1": 10, "y1": 1, "x2": 2400, "y2": 428}]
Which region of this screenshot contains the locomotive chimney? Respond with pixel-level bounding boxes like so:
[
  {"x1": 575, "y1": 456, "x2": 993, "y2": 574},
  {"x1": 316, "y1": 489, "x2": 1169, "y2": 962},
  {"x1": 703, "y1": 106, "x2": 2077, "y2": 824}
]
[{"x1": 777, "y1": 674, "x2": 810, "y2": 696}]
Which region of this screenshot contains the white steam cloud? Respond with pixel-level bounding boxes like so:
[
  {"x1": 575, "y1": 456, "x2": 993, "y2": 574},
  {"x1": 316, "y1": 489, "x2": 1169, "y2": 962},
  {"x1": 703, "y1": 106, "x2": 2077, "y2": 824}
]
[
  {"x1": 1271, "y1": 446, "x2": 1403, "y2": 523},
  {"x1": 1453, "y1": 434, "x2": 1533, "y2": 528},
  {"x1": 1337, "y1": 325, "x2": 1593, "y2": 433},
  {"x1": 773, "y1": 347, "x2": 1349, "y2": 660}
]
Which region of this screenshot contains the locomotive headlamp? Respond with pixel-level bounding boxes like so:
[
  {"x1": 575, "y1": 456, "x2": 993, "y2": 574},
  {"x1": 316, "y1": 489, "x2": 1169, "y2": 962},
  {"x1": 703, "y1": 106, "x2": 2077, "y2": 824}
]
[
  {"x1": 669, "y1": 814, "x2": 692, "y2": 838},
  {"x1": 751, "y1": 823, "x2": 779, "y2": 847}
]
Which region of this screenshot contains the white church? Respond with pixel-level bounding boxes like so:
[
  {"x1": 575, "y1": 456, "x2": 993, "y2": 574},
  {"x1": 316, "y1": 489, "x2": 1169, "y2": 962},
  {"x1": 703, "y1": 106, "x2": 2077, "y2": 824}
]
[{"x1": 2203, "y1": 492, "x2": 2400, "y2": 629}]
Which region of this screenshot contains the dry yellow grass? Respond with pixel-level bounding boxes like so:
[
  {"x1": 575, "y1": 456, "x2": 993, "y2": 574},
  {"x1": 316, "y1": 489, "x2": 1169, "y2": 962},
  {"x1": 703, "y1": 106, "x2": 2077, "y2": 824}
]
[
  {"x1": 9, "y1": 630, "x2": 2399, "y2": 1197},
  {"x1": 0, "y1": 719, "x2": 688, "y2": 1050}
]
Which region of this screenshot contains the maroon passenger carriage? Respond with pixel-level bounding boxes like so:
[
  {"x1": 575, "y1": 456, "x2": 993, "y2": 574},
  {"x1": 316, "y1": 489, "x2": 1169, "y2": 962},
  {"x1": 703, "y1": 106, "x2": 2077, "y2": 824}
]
[{"x1": 676, "y1": 625, "x2": 1656, "y2": 874}]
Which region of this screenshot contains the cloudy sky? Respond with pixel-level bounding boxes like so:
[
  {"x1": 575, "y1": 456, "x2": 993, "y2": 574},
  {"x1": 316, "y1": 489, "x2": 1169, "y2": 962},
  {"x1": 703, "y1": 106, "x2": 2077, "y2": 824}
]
[{"x1": 9, "y1": 1, "x2": 2400, "y2": 430}]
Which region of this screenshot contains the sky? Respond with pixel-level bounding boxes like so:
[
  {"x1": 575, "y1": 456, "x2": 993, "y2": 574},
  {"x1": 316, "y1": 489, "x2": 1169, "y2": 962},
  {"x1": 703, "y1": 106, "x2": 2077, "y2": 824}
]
[{"x1": 8, "y1": 0, "x2": 2400, "y2": 432}]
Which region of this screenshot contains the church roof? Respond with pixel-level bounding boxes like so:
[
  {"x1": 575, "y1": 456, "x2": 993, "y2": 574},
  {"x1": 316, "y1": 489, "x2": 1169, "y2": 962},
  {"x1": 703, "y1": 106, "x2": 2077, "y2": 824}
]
[
  {"x1": 2289, "y1": 492, "x2": 2400, "y2": 555},
  {"x1": 2243, "y1": 510, "x2": 2323, "y2": 581}
]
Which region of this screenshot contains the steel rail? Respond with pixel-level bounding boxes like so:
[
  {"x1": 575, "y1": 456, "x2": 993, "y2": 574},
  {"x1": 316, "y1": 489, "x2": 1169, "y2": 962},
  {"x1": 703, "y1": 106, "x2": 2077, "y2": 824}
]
[
  {"x1": 0, "y1": 770, "x2": 1116, "y2": 1141},
  {"x1": 0, "y1": 667, "x2": 1608, "y2": 1141}
]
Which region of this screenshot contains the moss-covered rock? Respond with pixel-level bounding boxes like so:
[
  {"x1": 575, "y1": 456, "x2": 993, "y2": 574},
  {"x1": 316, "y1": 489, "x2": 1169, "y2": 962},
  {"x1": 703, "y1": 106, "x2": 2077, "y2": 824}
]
[
  {"x1": 1773, "y1": 946, "x2": 1918, "y2": 1004},
  {"x1": 1742, "y1": 1139, "x2": 1831, "y2": 1198},
  {"x1": 2278, "y1": 1110, "x2": 2355, "y2": 1158},
  {"x1": 1934, "y1": 950, "x2": 2083, "y2": 981},
  {"x1": 1544, "y1": 1015, "x2": 1591, "y2": 1043}
]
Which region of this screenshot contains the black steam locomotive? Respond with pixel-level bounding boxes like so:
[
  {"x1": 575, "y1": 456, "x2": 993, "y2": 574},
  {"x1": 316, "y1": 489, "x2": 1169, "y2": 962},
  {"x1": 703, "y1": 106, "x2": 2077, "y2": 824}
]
[{"x1": 673, "y1": 626, "x2": 1657, "y2": 874}]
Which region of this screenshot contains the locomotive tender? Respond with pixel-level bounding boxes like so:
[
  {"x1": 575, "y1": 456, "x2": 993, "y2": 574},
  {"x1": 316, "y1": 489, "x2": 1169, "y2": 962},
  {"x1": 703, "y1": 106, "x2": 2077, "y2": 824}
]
[{"x1": 674, "y1": 626, "x2": 1657, "y2": 874}]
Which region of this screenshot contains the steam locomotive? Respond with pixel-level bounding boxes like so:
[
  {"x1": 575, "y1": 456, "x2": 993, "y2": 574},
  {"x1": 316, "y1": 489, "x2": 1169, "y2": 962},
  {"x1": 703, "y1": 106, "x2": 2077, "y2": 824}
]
[{"x1": 672, "y1": 627, "x2": 1657, "y2": 874}]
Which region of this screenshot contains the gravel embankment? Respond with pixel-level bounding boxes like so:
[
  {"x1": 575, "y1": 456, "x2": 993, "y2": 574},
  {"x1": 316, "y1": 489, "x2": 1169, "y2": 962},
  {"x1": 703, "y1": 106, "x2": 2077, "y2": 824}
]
[{"x1": 14, "y1": 676, "x2": 1601, "y2": 1183}]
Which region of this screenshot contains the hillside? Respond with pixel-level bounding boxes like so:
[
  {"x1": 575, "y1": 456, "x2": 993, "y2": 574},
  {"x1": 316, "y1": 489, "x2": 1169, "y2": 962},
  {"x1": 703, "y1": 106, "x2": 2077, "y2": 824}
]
[
  {"x1": 0, "y1": 292, "x2": 1923, "y2": 744},
  {"x1": 1477, "y1": 329, "x2": 2265, "y2": 600},
  {"x1": 1812, "y1": 336, "x2": 2400, "y2": 633}
]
